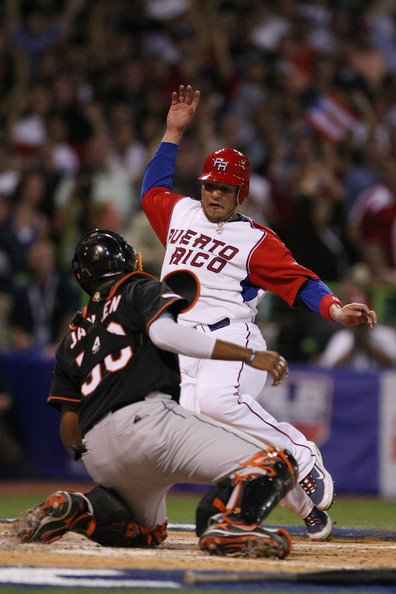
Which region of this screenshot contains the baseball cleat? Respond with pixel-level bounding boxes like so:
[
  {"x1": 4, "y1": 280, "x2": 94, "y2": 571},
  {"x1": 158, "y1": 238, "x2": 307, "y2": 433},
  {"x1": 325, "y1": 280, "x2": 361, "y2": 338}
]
[
  {"x1": 299, "y1": 441, "x2": 334, "y2": 511},
  {"x1": 199, "y1": 522, "x2": 291, "y2": 559},
  {"x1": 304, "y1": 507, "x2": 333, "y2": 541},
  {"x1": 12, "y1": 490, "x2": 91, "y2": 544}
]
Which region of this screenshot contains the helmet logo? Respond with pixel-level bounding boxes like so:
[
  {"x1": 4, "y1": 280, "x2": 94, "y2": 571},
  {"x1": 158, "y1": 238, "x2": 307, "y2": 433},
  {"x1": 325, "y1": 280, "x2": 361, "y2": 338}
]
[
  {"x1": 213, "y1": 157, "x2": 228, "y2": 172},
  {"x1": 93, "y1": 248, "x2": 100, "y2": 261}
]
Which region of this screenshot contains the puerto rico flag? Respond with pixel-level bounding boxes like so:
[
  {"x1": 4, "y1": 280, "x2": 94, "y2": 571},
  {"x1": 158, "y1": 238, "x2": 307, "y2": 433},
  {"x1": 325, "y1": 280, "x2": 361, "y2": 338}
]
[{"x1": 305, "y1": 92, "x2": 359, "y2": 143}]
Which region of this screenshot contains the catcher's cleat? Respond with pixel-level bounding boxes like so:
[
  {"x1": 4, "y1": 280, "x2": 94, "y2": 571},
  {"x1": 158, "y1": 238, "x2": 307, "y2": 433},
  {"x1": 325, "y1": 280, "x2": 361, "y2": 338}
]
[
  {"x1": 199, "y1": 522, "x2": 291, "y2": 559},
  {"x1": 12, "y1": 491, "x2": 92, "y2": 544},
  {"x1": 304, "y1": 507, "x2": 333, "y2": 541},
  {"x1": 299, "y1": 441, "x2": 334, "y2": 511}
]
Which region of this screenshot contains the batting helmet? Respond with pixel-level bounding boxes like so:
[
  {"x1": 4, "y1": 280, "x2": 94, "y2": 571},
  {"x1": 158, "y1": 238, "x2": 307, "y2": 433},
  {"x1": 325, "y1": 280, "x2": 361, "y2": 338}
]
[
  {"x1": 198, "y1": 147, "x2": 250, "y2": 204},
  {"x1": 72, "y1": 229, "x2": 139, "y2": 296}
]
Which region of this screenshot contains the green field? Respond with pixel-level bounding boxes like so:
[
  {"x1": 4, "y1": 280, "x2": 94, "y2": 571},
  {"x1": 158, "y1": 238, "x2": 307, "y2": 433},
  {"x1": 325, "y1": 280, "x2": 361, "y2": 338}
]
[{"x1": 2, "y1": 489, "x2": 396, "y2": 530}]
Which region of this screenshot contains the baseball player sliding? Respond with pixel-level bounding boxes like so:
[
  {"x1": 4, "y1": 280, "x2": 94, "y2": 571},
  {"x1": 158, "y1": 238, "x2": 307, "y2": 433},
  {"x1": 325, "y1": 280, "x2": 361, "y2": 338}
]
[
  {"x1": 140, "y1": 84, "x2": 378, "y2": 540},
  {"x1": 13, "y1": 229, "x2": 297, "y2": 559}
]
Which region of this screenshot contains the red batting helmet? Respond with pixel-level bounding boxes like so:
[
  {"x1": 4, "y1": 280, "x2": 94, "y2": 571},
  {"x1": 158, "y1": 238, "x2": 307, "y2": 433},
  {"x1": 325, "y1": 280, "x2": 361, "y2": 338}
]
[{"x1": 198, "y1": 147, "x2": 250, "y2": 204}]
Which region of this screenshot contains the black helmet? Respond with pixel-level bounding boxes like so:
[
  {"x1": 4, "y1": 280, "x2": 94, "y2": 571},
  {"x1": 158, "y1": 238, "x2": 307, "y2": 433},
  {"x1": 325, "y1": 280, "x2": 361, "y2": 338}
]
[{"x1": 72, "y1": 229, "x2": 138, "y2": 296}]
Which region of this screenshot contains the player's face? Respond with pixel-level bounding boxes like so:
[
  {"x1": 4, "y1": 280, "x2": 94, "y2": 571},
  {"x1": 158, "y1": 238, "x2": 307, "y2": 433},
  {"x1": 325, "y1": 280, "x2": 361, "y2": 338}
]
[{"x1": 201, "y1": 181, "x2": 239, "y2": 223}]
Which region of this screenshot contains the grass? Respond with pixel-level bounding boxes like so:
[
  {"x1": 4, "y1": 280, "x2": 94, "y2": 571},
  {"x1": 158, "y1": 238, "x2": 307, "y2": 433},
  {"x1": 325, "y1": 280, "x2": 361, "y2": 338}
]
[{"x1": 1, "y1": 489, "x2": 396, "y2": 530}]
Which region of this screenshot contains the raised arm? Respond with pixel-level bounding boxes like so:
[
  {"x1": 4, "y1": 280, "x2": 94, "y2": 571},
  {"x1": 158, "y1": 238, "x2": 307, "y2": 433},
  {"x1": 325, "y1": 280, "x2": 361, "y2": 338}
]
[
  {"x1": 140, "y1": 85, "x2": 200, "y2": 198},
  {"x1": 162, "y1": 85, "x2": 201, "y2": 145}
]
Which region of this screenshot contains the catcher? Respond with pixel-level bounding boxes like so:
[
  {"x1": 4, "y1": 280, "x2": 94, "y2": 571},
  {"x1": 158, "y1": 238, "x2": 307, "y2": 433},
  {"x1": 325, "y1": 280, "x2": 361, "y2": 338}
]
[{"x1": 13, "y1": 229, "x2": 297, "y2": 559}]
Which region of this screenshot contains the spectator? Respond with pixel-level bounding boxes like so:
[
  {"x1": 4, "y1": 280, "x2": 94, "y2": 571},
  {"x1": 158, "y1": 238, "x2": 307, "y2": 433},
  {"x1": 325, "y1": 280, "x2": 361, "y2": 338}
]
[
  {"x1": 0, "y1": 376, "x2": 23, "y2": 476},
  {"x1": 8, "y1": 82, "x2": 52, "y2": 168},
  {"x1": 352, "y1": 241, "x2": 396, "y2": 291},
  {"x1": 124, "y1": 208, "x2": 165, "y2": 278},
  {"x1": 351, "y1": 241, "x2": 396, "y2": 327},
  {"x1": 285, "y1": 195, "x2": 352, "y2": 283},
  {"x1": 5, "y1": 0, "x2": 86, "y2": 75},
  {"x1": 347, "y1": 158, "x2": 396, "y2": 269},
  {"x1": 5, "y1": 170, "x2": 49, "y2": 278},
  {"x1": 0, "y1": 140, "x2": 21, "y2": 198},
  {"x1": 8, "y1": 237, "x2": 81, "y2": 357},
  {"x1": 0, "y1": 194, "x2": 14, "y2": 347},
  {"x1": 318, "y1": 278, "x2": 396, "y2": 369},
  {"x1": 53, "y1": 133, "x2": 134, "y2": 238},
  {"x1": 52, "y1": 166, "x2": 95, "y2": 270},
  {"x1": 42, "y1": 113, "x2": 80, "y2": 177}
]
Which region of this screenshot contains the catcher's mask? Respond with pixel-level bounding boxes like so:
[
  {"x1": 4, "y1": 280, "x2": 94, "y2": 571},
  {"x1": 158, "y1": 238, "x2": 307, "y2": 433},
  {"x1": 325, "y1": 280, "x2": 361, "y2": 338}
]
[
  {"x1": 198, "y1": 147, "x2": 250, "y2": 204},
  {"x1": 72, "y1": 229, "x2": 139, "y2": 296}
]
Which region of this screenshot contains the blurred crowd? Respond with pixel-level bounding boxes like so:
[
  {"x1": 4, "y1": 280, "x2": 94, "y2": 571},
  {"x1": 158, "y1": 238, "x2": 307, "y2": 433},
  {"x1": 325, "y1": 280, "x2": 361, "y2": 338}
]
[{"x1": 0, "y1": 0, "x2": 396, "y2": 369}]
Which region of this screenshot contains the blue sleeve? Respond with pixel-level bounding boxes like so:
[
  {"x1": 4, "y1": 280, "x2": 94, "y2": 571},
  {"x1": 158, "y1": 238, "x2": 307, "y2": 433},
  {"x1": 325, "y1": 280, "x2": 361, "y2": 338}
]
[
  {"x1": 298, "y1": 279, "x2": 332, "y2": 314},
  {"x1": 140, "y1": 142, "x2": 178, "y2": 200}
]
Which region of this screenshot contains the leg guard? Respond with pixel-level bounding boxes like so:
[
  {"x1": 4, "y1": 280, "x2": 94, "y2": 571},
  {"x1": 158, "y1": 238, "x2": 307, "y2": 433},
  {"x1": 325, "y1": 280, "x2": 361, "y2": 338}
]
[
  {"x1": 196, "y1": 477, "x2": 233, "y2": 537},
  {"x1": 76, "y1": 486, "x2": 167, "y2": 548},
  {"x1": 196, "y1": 448, "x2": 298, "y2": 536},
  {"x1": 235, "y1": 449, "x2": 298, "y2": 525}
]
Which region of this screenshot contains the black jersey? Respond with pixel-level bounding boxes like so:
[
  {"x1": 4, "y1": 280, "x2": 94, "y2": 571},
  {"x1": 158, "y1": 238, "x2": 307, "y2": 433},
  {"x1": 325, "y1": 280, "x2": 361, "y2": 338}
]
[{"x1": 48, "y1": 271, "x2": 190, "y2": 435}]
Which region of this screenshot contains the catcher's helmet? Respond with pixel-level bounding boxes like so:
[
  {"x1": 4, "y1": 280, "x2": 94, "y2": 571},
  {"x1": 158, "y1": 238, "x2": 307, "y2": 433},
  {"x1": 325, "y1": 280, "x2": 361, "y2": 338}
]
[
  {"x1": 72, "y1": 229, "x2": 138, "y2": 296},
  {"x1": 198, "y1": 147, "x2": 250, "y2": 204}
]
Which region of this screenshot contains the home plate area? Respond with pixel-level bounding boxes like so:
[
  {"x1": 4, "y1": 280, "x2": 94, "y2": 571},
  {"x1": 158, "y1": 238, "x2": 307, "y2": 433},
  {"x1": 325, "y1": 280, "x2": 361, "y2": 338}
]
[{"x1": 1, "y1": 522, "x2": 396, "y2": 591}]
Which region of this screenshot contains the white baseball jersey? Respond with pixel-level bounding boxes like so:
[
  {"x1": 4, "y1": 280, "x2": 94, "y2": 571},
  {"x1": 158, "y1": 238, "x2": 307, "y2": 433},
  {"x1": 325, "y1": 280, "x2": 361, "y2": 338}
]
[{"x1": 143, "y1": 191, "x2": 318, "y2": 327}]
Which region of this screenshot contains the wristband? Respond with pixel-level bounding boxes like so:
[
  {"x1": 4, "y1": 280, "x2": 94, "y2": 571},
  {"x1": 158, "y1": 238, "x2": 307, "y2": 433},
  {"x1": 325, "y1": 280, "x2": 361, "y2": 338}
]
[
  {"x1": 245, "y1": 350, "x2": 257, "y2": 366},
  {"x1": 319, "y1": 294, "x2": 343, "y2": 320},
  {"x1": 71, "y1": 443, "x2": 88, "y2": 461}
]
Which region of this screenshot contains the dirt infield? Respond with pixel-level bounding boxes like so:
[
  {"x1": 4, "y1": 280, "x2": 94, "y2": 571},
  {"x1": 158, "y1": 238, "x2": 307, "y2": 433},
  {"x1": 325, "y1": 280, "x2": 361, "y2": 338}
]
[
  {"x1": 1, "y1": 521, "x2": 396, "y2": 574},
  {"x1": 1, "y1": 481, "x2": 396, "y2": 584}
]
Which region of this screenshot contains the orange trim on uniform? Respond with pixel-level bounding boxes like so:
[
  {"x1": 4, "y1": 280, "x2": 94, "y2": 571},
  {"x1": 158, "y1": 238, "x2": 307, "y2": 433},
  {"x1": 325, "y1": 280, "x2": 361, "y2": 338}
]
[
  {"x1": 107, "y1": 270, "x2": 156, "y2": 301},
  {"x1": 183, "y1": 269, "x2": 200, "y2": 312},
  {"x1": 47, "y1": 395, "x2": 80, "y2": 404},
  {"x1": 213, "y1": 498, "x2": 227, "y2": 512}
]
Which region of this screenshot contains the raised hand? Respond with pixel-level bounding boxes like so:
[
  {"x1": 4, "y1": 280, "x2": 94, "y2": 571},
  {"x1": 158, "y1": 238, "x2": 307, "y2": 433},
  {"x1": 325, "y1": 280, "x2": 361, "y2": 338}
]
[{"x1": 163, "y1": 85, "x2": 200, "y2": 143}]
